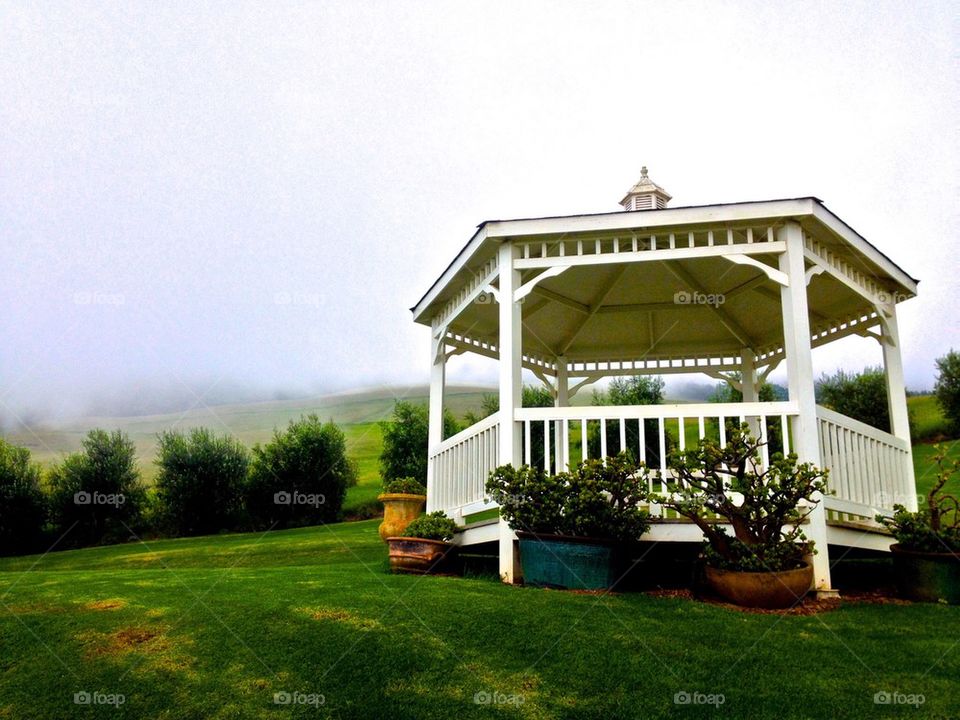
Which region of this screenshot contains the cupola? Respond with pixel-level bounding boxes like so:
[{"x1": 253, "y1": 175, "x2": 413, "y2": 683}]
[{"x1": 619, "y1": 166, "x2": 671, "y2": 211}]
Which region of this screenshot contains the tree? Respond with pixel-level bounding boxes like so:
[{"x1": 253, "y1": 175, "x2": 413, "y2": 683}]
[
  {"x1": 708, "y1": 377, "x2": 787, "y2": 403},
  {"x1": 592, "y1": 375, "x2": 665, "y2": 406},
  {"x1": 379, "y1": 401, "x2": 460, "y2": 484},
  {"x1": 154, "y1": 428, "x2": 249, "y2": 536},
  {"x1": 47, "y1": 429, "x2": 146, "y2": 547},
  {"x1": 934, "y1": 349, "x2": 960, "y2": 435},
  {"x1": 589, "y1": 376, "x2": 665, "y2": 462},
  {"x1": 245, "y1": 415, "x2": 356, "y2": 529},
  {"x1": 0, "y1": 438, "x2": 48, "y2": 556},
  {"x1": 815, "y1": 367, "x2": 891, "y2": 432}
]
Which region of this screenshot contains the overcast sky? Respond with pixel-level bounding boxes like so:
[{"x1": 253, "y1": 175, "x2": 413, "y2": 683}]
[{"x1": 1, "y1": 1, "x2": 957, "y2": 420}]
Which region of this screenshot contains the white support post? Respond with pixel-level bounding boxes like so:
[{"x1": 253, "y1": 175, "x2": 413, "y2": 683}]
[
  {"x1": 778, "y1": 221, "x2": 834, "y2": 595},
  {"x1": 498, "y1": 242, "x2": 522, "y2": 583},
  {"x1": 740, "y1": 347, "x2": 763, "y2": 441},
  {"x1": 426, "y1": 332, "x2": 445, "y2": 513},
  {"x1": 554, "y1": 356, "x2": 569, "y2": 471},
  {"x1": 881, "y1": 307, "x2": 918, "y2": 511}
]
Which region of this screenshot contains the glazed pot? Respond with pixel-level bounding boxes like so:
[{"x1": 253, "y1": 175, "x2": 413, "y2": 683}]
[
  {"x1": 387, "y1": 537, "x2": 453, "y2": 574},
  {"x1": 377, "y1": 493, "x2": 426, "y2": 543},
  {"x1": 890, "y1": 544, "x2": 960, "y2": 604},
  {"x1": 705, "y1": 562, "x2": 813, "y2": 609},
  {"x1": 516, "y1": 531, "x2": 616, "y2": 590}
]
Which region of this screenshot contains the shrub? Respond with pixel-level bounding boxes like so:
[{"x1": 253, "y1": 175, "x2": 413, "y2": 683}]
[
  {"x1": 245, "y1": 415, "x2": 356, "y2": 529},
  {"x1": 382, "y1": 477, "x2": 426, "y2": 496},
  {"x1": 154, "y1": 428, "x2": 249, "y2": 536},
  {"x1": 878, "y1": 444, "x2": 960, "y2": 553},
  {"x1": 815, "y1": 367, "x2": 891, "y2": 432},
  {"x1": 486, "y1": 454, "x2": 650, "y2": 543},
  {"x1": 402, "y1": 511, "x2": 458, "y2": 541},
  {"x1": 378, "y1": 401, "x2": 459, "y2": 484},
  {"x1": 649, "y1": 425, "x2": 828, "y2": 572},
  {"x1": 0, "y1": 438, "x2": 48, "y2": 556},
  {"x1": 47, "y1": 429, "x2": 146, "y2": 547},
  {"x1": 934, "y1": 350, "x2": 960, "y2": 436}
]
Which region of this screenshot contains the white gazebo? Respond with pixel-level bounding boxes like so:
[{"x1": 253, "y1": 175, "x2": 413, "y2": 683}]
[{"x1": 411, "y1": 169, "x2": 918, "y2": 593}]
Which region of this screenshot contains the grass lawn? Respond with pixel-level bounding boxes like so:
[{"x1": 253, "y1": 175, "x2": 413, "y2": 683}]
[
  {"x1": 908, "y1": 394, "x2": 951, "y2": 442},
  {"x1": 1, "y1": 520, "x2": 958, "y2": 719},
  {"x1": 912, "y1": 438, "x2": 960, "y2": 498}
]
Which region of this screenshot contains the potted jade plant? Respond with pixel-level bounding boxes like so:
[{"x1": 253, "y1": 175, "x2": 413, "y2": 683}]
[
  {"x1": 878, "y1": 445, "x2": 960, "y2": 604},
  {"x1": 650, "y1": 425, "x2": 828, "y2": 609},
  {"x1": 486, "y1": 454, "x2": 650, "y2": 590},
  {"x1": 377, "y1": 477, "x2": 427, "y2": 543},
  {"x1": 387, "y1": 510, "x2": 459, "y2": 574}
]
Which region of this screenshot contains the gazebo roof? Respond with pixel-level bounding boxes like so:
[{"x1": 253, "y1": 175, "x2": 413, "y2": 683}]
[{"x1": 412, "y1": 196, "x2": 918, "y2": 375}]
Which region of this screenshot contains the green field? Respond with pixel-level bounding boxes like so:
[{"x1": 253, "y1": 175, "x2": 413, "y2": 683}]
[{"x1": 1, "y1": 519, "x2": 957, "y2": 719}]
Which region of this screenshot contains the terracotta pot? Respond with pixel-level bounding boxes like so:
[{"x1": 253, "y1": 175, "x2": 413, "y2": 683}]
[
  {"x1": 387, "y1": 537, "x2": 453, "y2": 574},
  {"x1": 890, "y1": 544, "x2": 960, "y2": 604},
  {"x1": 377, "y1": 493, "x2": 426, "y2": 543},
  {"x1": 705, "y1": 562, "x2": 813, "y2": 609}
]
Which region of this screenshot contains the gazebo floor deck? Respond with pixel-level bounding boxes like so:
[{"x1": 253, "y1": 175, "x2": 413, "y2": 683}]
[{"x1": 454, "y1": 515, "x2": 893, "y2": 553}]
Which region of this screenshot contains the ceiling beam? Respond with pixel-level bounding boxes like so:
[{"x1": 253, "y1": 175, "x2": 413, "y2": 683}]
[
  {"x1": 661, "y1": 260, "x2": 753, "y2": 347},
  {"x1": 529, "y1": 286, "x2": 590, "y2": 314},
  {"x1": 557, "y1": 265, "x2": 628, "y2": 355}
]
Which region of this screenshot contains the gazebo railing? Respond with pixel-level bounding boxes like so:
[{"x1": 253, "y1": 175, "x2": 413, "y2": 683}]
[
  {"x1": 427, "y1": 402, "x2": 916, "y2": 528},
  {"x1": 514, "y1": 402, "x2": 798, "y2": 516},
  {"x1": 816, "y1": 405, "x2": 915, "y2": 521},
  {"x1": 427, "y1": 412, "x2": 500, "y2": 520}
]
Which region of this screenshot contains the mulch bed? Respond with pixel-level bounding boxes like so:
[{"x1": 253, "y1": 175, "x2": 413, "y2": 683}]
[{"x1": 643, "y1": 587, "x2": 911, "y2": 615}]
